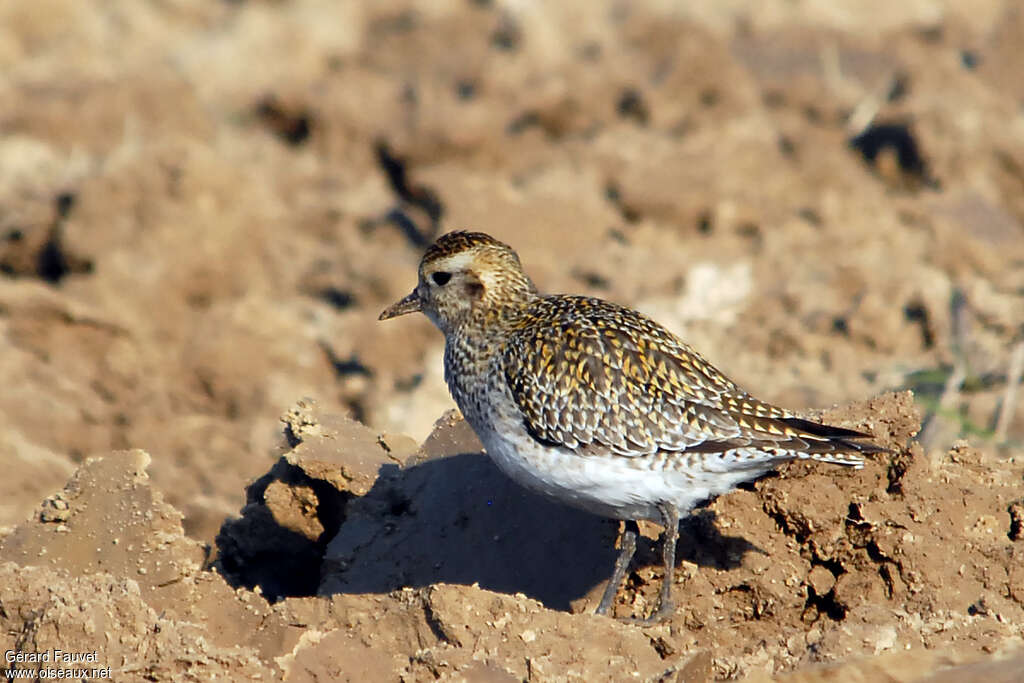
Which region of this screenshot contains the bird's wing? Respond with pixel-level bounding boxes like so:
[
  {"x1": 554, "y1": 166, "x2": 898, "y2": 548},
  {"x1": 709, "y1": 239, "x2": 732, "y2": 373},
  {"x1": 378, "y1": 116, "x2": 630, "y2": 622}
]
[{"x1": 503, "y1": 296, "x2": 881, "y2": 461}]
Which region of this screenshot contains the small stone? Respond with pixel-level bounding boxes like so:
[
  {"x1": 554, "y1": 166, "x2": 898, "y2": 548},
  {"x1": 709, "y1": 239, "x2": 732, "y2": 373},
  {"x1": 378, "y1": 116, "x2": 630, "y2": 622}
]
[{"x1": 807, "y1": 565, "x2": 837, "y2": 595}]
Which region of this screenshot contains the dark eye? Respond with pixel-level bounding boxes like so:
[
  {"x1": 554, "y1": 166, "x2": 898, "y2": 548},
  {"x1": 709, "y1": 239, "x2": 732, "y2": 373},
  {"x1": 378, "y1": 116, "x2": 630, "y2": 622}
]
[{"x1": 431, "y1": 271, "x2": 452, "y2": 286}]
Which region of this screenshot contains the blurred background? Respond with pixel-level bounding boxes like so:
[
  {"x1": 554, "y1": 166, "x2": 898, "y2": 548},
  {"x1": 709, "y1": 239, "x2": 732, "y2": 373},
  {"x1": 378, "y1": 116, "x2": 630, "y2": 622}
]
[{"x1": 1, "y1": 0, "x2": 1022, "y2": 545}]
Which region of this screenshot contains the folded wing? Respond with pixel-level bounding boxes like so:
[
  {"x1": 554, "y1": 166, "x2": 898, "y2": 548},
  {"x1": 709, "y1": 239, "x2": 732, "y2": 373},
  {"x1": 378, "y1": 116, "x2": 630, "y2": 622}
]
[{"x1": 504, "y1": 296, "x2": 883, "y2": 464}]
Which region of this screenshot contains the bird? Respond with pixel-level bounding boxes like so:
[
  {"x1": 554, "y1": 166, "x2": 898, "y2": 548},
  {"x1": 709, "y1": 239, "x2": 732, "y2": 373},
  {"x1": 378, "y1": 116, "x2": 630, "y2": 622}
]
[{"x1": 379, "y1": 230, "x2": 885, "y2": 623}]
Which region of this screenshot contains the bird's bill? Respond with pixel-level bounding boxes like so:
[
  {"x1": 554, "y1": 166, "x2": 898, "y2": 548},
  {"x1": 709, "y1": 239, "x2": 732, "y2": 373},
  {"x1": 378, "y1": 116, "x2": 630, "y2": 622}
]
[{"x1": 379, "y1": 290, "x2": 421, "y2": 320}]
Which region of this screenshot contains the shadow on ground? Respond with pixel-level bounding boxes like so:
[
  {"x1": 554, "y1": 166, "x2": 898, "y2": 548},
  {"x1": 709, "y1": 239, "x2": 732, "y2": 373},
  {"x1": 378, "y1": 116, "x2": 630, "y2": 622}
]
[
  {"x1": 320, "y1": 449, "x2": 758, "y2": 611},
  {"x1": 214, "y1": 410, "x2": 762, "y2": 611}
]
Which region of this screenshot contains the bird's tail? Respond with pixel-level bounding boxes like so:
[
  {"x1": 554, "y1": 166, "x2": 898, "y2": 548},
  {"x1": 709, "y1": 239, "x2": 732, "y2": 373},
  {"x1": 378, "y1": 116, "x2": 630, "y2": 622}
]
[{"x1": 777, "y1": 417, "x2": 889, "y2": 469}]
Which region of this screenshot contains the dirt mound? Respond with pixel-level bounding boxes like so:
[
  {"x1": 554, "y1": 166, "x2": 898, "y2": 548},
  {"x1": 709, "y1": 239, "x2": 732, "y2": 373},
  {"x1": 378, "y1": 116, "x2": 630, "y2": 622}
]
[{"x1": 1, "y1": 397, "x2": 1022, "y2": 680}]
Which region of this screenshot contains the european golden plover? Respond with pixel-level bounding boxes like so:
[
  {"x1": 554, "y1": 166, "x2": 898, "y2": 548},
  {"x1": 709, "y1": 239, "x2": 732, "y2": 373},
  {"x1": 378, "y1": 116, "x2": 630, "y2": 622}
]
[{"x1": 380, "y1": 231, "x2": 884, "y2": 622}]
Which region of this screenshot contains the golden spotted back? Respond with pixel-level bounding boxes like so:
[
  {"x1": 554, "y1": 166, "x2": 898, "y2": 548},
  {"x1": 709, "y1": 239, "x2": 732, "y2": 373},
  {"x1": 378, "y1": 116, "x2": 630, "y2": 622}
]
[{"x1": 502, "y1": 296, "x2": 880, "y2": 463}]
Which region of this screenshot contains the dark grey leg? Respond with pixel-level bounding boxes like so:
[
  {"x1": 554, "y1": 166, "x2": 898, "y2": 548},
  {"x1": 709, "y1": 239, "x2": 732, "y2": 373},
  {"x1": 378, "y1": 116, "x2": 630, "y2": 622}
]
[
  {"x1": 622, "y1": 502, "x2": 680, "y2": 625},
  {"x1": 648, "y1": 501, "x2": 680, "y2": 623},
  {"x1": 595, "y1": 520, "x2": 639, "y2": 615}
]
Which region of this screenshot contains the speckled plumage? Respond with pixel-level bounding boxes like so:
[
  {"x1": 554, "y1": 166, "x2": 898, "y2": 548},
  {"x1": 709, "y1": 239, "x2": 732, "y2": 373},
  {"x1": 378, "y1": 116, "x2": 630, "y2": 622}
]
[
  {"x1": 380, "y1": 230, "x2": 884, "y2": 621},
  {"x1": 503, "y1": 295, "x2": 873, "y2": 464}
]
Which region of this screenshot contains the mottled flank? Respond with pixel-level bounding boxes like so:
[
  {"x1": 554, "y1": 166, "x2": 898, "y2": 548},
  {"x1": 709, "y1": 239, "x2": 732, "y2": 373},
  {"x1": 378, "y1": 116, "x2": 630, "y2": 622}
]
[
  {"x1": 381, "y1": 229, "x2": 886, "y2": 621},
  {"x1": 503, "y1": 295, "x2": 881, "y2": 466}
]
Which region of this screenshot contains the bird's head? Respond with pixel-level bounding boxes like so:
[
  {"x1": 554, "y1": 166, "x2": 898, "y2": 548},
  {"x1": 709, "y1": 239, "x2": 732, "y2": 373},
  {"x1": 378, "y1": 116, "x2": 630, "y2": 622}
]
[{"x1": 379, "y1": 231, "x2": 537, "y2": 335}]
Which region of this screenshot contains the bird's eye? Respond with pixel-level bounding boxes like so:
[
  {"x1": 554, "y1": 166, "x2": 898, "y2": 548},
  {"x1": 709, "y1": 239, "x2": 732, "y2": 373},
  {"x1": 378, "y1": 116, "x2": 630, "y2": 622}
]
[{"x1": 431, "y1": 271, "x2": 452, "y2": 286}]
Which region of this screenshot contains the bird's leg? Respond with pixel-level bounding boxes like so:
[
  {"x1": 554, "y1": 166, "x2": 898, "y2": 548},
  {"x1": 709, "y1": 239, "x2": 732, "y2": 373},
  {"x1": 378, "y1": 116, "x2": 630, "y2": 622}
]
[
  {"x1": 595, "y1": 520, "x2": 639, "y2": 615},
  {"x1": 629, "y1": 502, "x2": 680, "y2": 626}
]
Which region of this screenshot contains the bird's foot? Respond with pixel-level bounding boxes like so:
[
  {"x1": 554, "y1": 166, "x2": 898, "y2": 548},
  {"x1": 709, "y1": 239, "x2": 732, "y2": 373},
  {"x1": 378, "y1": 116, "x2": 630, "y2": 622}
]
[{"x1": 616, "y1": 598, "x2": 675, "y2": 626}]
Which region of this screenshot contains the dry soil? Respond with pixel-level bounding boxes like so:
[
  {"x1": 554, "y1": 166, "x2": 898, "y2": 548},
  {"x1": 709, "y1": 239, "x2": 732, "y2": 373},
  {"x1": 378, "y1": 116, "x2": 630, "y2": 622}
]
[{"x1": 1, "y1": 1, "x2": 1023, "y2": 681}]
